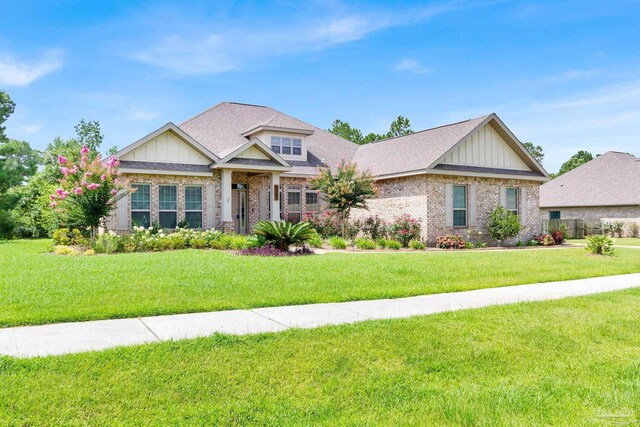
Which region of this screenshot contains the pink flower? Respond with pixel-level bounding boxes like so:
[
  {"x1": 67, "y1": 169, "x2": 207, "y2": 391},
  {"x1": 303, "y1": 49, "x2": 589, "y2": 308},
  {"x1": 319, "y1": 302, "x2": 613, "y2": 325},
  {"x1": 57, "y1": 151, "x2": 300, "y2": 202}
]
[
  {"x1": 56, "y1": 188, "x2": 64, "y2": 196},
  {"x1": 74, "y1": 187, "x2": 83, "y2": 195},
  {"x1": 50, "y1": 194, "x2": 57, "y2": 200},
  {"x1": 107, "y1": 156, "x2": 117, "y2": 167},
  {"x1": 57, "y1": 155, "x2": 67, "y2": 164},
  {"x1": 81, "y1": 145, "x2": 89, "y2": 156},
  {"x1": 100, "y1": 174, "x2": 106, "y2": 181},
  {"x1": 87, "y1": 183, "x2": 100, "y2": 190},
  {"x1": 110, "y1": 189, "x2": 118, "y2": 196},
  {"x1": 60, "y1": 167, "x2": 70, "y2": 176},
  {"x1": 81, "y1": 180, "x2": 88, "y2": 187},
  {"x1": 49, "y1": 201, "x2": 57, "y2": 207},
  {"x1": 60, "y1": 191, "x2": 70, "y2": 199},
  {"x1": 85, "y1": 171, "x2": 93, "y2": 177},
  {"x1": 68, "y1": 167, "x2": 77, "y2": 175}
]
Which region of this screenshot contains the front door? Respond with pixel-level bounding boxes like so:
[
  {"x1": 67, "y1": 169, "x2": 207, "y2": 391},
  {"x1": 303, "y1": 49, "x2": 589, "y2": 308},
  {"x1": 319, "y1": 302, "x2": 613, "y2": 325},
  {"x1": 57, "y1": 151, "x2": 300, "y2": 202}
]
[{"x1": 232, "y1": 188, "x2": 248, "y2": 234}]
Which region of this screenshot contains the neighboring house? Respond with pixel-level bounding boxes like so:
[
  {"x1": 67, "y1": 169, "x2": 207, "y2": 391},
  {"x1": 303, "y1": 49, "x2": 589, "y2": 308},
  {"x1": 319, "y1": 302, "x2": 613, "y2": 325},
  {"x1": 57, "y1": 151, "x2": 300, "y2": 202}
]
[
  {"x1": 540, "y1": 151, "x2": 640, "y2": 234},
  {"x1": 107, "y1": 102, "x2": 549, "y2": 243}
]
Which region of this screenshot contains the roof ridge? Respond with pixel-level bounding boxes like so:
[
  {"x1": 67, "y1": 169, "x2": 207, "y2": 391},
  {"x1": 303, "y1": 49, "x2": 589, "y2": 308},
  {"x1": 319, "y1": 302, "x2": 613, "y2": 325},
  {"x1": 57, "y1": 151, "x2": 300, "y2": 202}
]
[
  {"x1": 180, "y1": 101, "x2": 270, "y2": 127},
  {"x1": 362, "y1": 114, "x2": 492, "y2": 145},
  {"x1": 227, "y1": 101, "x2": 269, "y2": 108}
]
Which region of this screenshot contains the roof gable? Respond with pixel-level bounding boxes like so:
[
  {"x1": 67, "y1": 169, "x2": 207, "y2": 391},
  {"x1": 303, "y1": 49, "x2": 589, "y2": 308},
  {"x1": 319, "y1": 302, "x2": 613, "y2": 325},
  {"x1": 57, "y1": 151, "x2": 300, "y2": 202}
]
[
  {"x1": 213, "y1": 138, "x2": 291, "y2": 171},
  {"x1": 115, "y1": 123, "x2": 219, "y2": 163}
]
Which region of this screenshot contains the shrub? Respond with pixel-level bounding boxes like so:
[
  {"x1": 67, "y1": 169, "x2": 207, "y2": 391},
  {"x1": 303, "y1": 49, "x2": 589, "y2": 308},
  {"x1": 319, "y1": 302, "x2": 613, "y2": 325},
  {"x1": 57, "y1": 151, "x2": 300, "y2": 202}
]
[
  {"x1": 52, "y1": 228, "x2": 87, "y2": 246},
  {"x1": 628, "y1": 222, "x2": 639, "y2": 238},
  {"x1": 388, "y1": 214, "x2": 421, "y2": 247},
  {"x1": 328, "y1": 236, "x2": 347, "y2": 250},
  {"x1": 189, "y1": 236, "x2": 208, "y2": 249},
  {"x1": 307, "y1": 231, "x2": 323, "y2": 248},
  {"x1": 253, "y1": 220, "x2": 315, "y2": 251},
  {"x1": 355, "y1": 238, "x2": 377, "y2": 250},
  {"x1": 384, "y1": 239, "x2": 402, "y2": 250},
  {"x1": 535, "y1": 234, "x2": 555, "y2": 246},
  {"x1": 464, "y1": 241, "x2": 475, "y2": 249},
  {"x1": 552, "y1": 230, "x2": 565, "y2": 244},
  {"x1": 585, "y1": 235, "x2": 614, "y2": 256},
  {"x1": 475, "y1": 242, "x2": 488, "y2": 248},
  {"x1": 487, "y1": 206, "x2": 521, "y2": 245},
  {"x1": 360, "y1": 215, "x2": 388, "y2": 240},
  {"x1": 527, "y1": 239, "x2": 540, "y2": 247},
  {"x1": 93, "y1": 232, "x2": 121, "y2": 254},
  {"x1": 304, "y1": 211, "x2": 341, "y2": 238},
  {"x1": 516, "y1": 240, "x2": 524, "y2": 247},
  {"x1": 409, "y1": 239, "x2": 426, "y2": 250},
  {"x1": 53, "y1": 245, "x2": 76, "y2": 256},
  {"x1": 436, "y1": 234, "x2": 465, "y2": 249}
]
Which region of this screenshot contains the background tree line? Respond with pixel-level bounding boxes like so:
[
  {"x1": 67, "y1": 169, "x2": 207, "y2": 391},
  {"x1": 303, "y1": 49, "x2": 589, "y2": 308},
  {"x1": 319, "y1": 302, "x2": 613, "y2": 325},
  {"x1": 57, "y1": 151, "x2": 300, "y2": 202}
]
[{"x1": 0, "y1": 90, "x2": 116, "y2": 238}]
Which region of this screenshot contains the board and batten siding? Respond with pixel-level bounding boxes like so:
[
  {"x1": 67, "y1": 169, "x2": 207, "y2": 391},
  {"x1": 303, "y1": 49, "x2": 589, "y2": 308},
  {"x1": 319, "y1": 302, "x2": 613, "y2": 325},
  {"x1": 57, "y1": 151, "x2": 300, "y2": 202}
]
[
  {"x1": 439, "y1": 124, "x2": 529, "y2": 171},
  {"x1": 235, "y1": 146, "x2": 270, "y2": 160},
  {"x1": 121, "y1": 131, "x2": 211, "y2": 165}
]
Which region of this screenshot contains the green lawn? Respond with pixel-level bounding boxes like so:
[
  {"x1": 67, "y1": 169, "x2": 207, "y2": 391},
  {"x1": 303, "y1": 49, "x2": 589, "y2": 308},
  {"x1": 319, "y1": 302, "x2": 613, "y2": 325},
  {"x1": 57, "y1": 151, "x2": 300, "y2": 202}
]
[
  {"x1": 3, "y1": 239, "x2": 640, "y2": 328},
  {"x1": 2, "y1": 289, "x2": 640, "y2": 425},
  {"x1": 568, "y1": 237, "x2": 640, "y2": 246}
]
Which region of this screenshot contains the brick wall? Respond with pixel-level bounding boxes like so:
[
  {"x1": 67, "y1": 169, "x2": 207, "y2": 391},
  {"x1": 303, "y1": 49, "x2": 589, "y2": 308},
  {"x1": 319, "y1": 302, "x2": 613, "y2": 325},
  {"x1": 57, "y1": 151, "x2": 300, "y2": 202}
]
[
  {"x1": 105, "y1": 172, "x2": 221, "y2": 232},
  {"x1": 352, "y1": 174, "x2": 541, "y2": 244}
]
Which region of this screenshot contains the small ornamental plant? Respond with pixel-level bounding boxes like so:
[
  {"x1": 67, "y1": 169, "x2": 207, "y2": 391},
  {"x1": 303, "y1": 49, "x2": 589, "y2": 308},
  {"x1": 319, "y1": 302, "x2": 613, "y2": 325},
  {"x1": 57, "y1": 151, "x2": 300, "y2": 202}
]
[
  {"x1": 388, "y1": 214, "x2": 421, "y2": 247},
  {"x1": 487, "y1": 206, "x2": 521, "y2": 246},
  {"x1": 49, "y1": 145, "x2": 128, "y2": 237},
  {"x1": 436, "y1": 234, "x2": 466, "y2": 249}
]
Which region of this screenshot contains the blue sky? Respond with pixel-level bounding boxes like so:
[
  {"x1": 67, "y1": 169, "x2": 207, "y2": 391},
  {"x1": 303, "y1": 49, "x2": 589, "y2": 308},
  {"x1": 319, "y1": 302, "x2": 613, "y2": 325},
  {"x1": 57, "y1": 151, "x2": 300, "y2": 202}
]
[{"x1": 1, "y1": 0, "x2": 639, "y2": 173}]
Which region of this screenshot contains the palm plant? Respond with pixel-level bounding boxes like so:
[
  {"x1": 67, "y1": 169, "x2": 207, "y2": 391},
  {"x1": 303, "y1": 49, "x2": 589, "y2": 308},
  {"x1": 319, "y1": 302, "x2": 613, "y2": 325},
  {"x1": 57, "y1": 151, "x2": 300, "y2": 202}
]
[{"x1": 252, "y1": 220, "x2": 315, "y2": 251}]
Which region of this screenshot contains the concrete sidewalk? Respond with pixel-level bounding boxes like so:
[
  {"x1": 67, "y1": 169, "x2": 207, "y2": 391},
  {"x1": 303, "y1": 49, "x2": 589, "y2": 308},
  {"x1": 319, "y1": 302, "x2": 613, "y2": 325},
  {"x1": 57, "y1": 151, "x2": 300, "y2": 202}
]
[{"x1": 2, "y1": 273, "x2": 640, "y2": 358}]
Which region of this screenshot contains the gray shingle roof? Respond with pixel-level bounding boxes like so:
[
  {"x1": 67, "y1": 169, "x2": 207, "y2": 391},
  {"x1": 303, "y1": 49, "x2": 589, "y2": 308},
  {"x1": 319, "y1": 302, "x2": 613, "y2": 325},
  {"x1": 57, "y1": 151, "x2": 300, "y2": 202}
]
[
  {"x1": 179, "y1": 102, "x2": 359, "y2": 176},
  {"x1": 353, "y1": 115, "x2": 490, "y2": 176},
  {"x1": 540, "y1": 151, "x2": 640, "y2": 208}
]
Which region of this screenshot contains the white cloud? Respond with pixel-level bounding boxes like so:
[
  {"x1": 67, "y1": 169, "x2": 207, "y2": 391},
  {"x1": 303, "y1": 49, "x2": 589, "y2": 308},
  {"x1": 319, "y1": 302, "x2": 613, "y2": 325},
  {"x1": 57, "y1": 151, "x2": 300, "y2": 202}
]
[
  {"x1": 22, "y1": 124, "x2": 42, "y2": 134},
  {"x1": 393, "y1": 58, "x2": 431, "y2": 74},
  {"x1": 0, "y1": 49, "x2": 63, "y2": 87},
  {"x1": 128, "y1": 1, "x2": 483, "y2": 75}
]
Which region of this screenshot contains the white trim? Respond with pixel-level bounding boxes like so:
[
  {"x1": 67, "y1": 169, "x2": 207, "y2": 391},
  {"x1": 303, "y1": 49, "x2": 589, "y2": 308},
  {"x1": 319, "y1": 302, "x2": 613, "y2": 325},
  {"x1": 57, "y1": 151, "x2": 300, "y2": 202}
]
[
  {"x1": 373, "y1": 168, "x2": 548, "y2": 182},
  {"x1": 120, "y1": 168, "x2": 212, "y2": 177},
  {"x1": 114, "y1": 123, "x2": 219, "y2": 162},
  {"x1": 211, "y1": 163, "x2": 292, "y2": 172},
  {"x1": 242, "y1": 125, "x2": 314, "y2": 138},
  {"x1": 215, "y1": 137, "x2": 291, "y2": 168}
]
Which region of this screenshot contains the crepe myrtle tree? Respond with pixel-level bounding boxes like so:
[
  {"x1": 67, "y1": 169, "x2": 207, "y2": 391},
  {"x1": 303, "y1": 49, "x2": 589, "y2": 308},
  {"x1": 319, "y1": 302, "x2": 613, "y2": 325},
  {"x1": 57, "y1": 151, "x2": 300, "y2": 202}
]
[
  {"x1": 309, "y1": 161, "x2": 377, "y2": 238},
  {"x1": 49, "y1": 144, "x2": 129, "y2": 238}
]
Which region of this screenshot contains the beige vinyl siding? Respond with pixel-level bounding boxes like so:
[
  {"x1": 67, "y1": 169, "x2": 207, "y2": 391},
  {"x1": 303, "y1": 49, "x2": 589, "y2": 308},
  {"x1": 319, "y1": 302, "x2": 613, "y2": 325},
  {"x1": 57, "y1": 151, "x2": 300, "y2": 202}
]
[
  {"x1": 121, "y1": 131, "x2": 211, "y2": 165},
  {"x1": 439, "y1": 124, "x2": 530, "y2": 171},
  {"x1": 235, "y1": 146, "x2": 270, "y2": 160}
]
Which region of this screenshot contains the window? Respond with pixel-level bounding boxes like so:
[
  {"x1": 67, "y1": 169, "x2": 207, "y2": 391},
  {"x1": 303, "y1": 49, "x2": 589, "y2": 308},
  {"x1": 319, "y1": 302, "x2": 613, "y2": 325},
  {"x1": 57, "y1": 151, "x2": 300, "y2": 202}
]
[
  {"x1": 549, "y1": 211, "x2": 561, "y2": 220},
  {"x1": 506, "y1": 187, "x2": 519, "y2": 216},
  {"x1": 287, "y1": 186, "x2": 301, "y2": 223},
  {"x1": 184, "y1": 186, "x2": 203, "y2": 229},
  {"x1": 305, "y1": 190, "x2": 319, "y2": 213},
  {"x1": 271, "y1": 136, "x2": 302, "y2": 156},
  {"x1": 452, "y1": 185, "x2": 467, "y2": 227},
  {"x1": 130, "y1": 184, "x2": 151, "y2": 228},
  {"x1": 158, "y1": 185, "x2": 177, "y2": 229}
]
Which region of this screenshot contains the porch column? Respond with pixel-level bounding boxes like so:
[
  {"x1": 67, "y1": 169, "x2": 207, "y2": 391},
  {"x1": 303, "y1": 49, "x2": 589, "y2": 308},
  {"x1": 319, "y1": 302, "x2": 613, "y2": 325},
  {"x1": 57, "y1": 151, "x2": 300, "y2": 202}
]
[
  {"x1": 221, "y1": 169, "x2": 233, "y2": 223},
  {"x1": 271, "y1": 172, "x2": 281, "y2": 221}
]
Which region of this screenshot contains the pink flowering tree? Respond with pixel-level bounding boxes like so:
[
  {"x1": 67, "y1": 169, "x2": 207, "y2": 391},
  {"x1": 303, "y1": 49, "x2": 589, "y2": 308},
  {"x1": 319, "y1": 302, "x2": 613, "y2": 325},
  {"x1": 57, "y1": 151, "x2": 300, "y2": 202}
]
[
  {"x1": 49, "y1": 145, "x2": 128, "y2": 238},
  {"x1": 309, "y1": 161, "x2": 377, "y2": 238}
]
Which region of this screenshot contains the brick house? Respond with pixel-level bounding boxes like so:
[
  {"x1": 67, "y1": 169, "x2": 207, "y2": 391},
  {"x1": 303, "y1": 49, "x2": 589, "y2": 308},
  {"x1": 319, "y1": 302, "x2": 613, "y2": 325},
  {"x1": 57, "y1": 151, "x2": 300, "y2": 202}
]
[
  {"x1": 540, "y1": 151, "x2": 640, "y2": 235},
  {"x1": 107, "y1": 102, "x2": 549, "y2": 243}
]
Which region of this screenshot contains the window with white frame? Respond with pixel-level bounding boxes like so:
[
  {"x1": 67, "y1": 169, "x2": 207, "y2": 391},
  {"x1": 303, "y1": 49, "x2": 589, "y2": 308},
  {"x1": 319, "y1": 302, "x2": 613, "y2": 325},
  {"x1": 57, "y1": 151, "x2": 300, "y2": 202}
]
[
  {"x1": 506, "y1": 187, "x2": 519, "y2": 216},
  {"x1": 287, "y1": 186, "x2": 301, "y2": 223},
  {"x1": 158, "y1": 185, "x2": 177, "y2": 229},
  {"x1": 452, "y1": 185, "x2": 467, "y2": 227},
  {"x1": 130, "y1": 184, "x2": 151, "y2": 228},
  {"x1": 184, "y1": 186, "x2": 203, "y2": 229},
  {"x1": 271, "y1": 136, "x2": 302, "y2": 156},
  {"x1": 305, "y1": 190, "x2": 319, "y2": 213}
]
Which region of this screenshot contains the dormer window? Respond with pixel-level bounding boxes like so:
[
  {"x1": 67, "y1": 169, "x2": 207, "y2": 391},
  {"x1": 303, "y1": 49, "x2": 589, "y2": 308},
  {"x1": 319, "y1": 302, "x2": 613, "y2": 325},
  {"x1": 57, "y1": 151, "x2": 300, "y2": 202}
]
[{"x1": 271, "y1": 136, "x2": 302, "y2": 156}]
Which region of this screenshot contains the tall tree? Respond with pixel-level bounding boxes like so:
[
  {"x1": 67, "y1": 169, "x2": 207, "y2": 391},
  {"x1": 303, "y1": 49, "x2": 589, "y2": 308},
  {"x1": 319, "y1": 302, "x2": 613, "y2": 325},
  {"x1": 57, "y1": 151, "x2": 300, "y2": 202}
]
[
  {"x1": 0, "y1": 139, "x2": 40, "y2": 193},
  {"x1": 0, "y1": 91, "x2": 16, "y2": 142},
  {"x1": 328, "y1": 115, "x2": 414, "y2": 144},
  {"x1": 74, "y1": 119, "x2": 103, "y2": 158},
  {"x1": 522, "y1": 142, "x2": 544, "y2": 165},
  {"x1": 387, "y1": 116, "x2": 413, "y2": 138},
  {"x1": 556, "y1": 150, "x2": 594, "y2": 177}
]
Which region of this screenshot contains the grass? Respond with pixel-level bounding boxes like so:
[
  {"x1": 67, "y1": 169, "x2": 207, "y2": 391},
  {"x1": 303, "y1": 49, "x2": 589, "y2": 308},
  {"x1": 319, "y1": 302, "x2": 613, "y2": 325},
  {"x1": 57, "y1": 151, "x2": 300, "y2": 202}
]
[
  {"x1": 3, "y1": 239, "x2": 640, "y2": 327},
  {"x1": 2, "y1": 289, "x2": 640, "y2": 425},
  {"x1": 568, "y1": 237, "x2": 640, "y2": 246}
]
